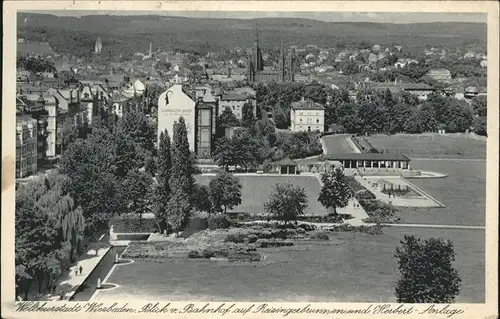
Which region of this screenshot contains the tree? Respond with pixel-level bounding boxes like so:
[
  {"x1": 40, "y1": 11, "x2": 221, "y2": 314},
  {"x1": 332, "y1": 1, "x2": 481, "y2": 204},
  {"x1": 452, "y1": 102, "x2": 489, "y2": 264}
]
[
  {"x1": 192, "y1": 184, "x2": 213, "y2": 215},
  {"x1": 471, "y1": 96, "x2": 487, "y2": 117},
  {"x1": 155, "y1": 130, "x2": 172, "y2": 231},
  {"x1": 264, "y1": 183, "x2": 308, "y2": 226},
  {"x1": 209, "y1": 170, "x2": 242, "y2": 214},
  {"x1": 121, "y1": 169, "x2": 153, "y2": 221},
  {"x1": 218, "y1": 107, "x2": 240, "y2": 128},
  {"x1": 212, "y1": 137, "x2": 236, "y2": 169},
  {"x1": 59, "y1": 121, "x2": 121, "y2": 239},
  {"x1": 167, "y1": 117, "x2": 194, "y2": 233},
  {"x1": 395, "y1": 235, "x2": 461, "y2": 303},
  {"x1": 117, "y1": 107, "x2": 155, "y2": 155},
  {"x1": 318, "y1": 168, "x2": 352, "y2": 216},
  {"x1": 241, "y1": 102, "x2": 255, "y2": 128},
  {"x1": 15, "y1": 197, "x2": 63, "y2": 299}
]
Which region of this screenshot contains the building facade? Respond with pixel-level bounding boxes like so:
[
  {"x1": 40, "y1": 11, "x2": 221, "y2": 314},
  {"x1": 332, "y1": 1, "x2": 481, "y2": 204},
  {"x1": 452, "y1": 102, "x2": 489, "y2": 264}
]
[
  {"x1": 157, "y1": 84, "x2": 196, "y2": 152},
  {"x1": 290, "y1": 99, "x2": 325, "y2": 133},
  {"x1": 16, "y1": 116, "x2": 38, "y2": 178}
]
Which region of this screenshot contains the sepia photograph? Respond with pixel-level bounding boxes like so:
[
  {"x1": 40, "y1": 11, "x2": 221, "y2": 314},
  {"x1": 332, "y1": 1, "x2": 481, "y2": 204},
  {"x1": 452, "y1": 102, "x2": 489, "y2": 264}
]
[{"x1": 2, "y1": 1, "x2": 499, "y2": 318}]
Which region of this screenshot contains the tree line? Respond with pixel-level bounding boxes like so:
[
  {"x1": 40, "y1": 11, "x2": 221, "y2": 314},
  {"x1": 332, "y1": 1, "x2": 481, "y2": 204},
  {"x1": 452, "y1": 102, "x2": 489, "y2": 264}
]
[{"x1": 256, "y1": 82, "x2": 486, "y2": 136}]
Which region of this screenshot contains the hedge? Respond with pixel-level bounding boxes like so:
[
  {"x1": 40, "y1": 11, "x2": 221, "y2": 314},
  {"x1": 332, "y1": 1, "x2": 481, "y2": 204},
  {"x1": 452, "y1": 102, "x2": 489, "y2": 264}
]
[{"x1": 111, "y1": 217, "x2": 159, "y2": 233}]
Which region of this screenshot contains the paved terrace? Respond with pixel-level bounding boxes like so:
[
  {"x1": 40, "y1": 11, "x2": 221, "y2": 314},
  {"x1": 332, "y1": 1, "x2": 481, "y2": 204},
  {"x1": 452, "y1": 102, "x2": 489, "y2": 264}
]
[
  {"x1": 45, "y1": 242, "x2": 110, "y2": 301},
  {"x1": 355, "y1": 175, "x2": 444, "y2": 208}
]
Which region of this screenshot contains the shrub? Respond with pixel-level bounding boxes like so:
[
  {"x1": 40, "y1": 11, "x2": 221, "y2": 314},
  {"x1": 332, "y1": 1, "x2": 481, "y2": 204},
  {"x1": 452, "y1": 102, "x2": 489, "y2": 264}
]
[
  {"x1": 311, "y1": 232, "x2": 330, "y2": 241},
  {"x1": 201, "y1": 249, "x2": 215, "y2": 259},
  {"x1": 208, "y1": 214, "x2": 234, "y2": 230},
  {"x1": 188, "y1": 251, "x2": 202, "y2": 259},
  {"x1": 298, "y1": 223, "x2": 316, "y2": 231},
  {"x1": 225, "y1": 233, "x2": 246, "y2": 243},
  {"x1": 227, "y1": 251, "x2": 261, "y2": 263},
  {"x1": 255, "y1": 239, "x2": 269, "y2": 248},
  {"x1": 247, "y1": 234, "x2": 258, "y2": 243}
]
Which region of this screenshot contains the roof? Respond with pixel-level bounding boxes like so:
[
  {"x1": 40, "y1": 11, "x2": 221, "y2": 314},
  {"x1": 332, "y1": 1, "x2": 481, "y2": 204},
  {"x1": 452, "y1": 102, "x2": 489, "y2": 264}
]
[
  {"x1": 325, "y1": 153, "x2": 410, "y2": 161},
  {"x1": 403, "y1": 83, "x2": 434, "y2": 91},
  {"x1": 221, "y1": 93, "x2": 248, "y2": 101},
  {"x1": 291, "y1": 100, "x2": 325, "y2": 111},
  {"x1": 275, "y1": 157, "x2": 297, "y2": 166},
  {"x1": 427, "y1": 68, "x2": 451, "y2": 74}
]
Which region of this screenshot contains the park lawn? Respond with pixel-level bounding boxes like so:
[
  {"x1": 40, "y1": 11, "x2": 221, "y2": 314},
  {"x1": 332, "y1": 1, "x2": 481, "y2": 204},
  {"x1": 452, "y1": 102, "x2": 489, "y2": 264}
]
[
  {"x1": 195, "y1": 175, "x2": 328, "y2": 216},
  {"x1": 322, "y1": 134, "x2": 355, "y2": 154},
  {"x1": 97, "y1": 227, "x2": 484, "y2": 303},
  {"x1": 366, "y1": 134, "x2": 486, "y2": 159},
  {"x1": 399, "y1": 159, "x2": 486, "y2": 226}
]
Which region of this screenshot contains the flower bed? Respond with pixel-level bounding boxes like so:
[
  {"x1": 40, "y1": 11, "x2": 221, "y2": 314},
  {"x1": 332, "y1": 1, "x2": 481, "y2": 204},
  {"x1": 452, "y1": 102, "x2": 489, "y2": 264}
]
[{"x1": 324, "y1": 224, "x2": 383, "y2": 235}]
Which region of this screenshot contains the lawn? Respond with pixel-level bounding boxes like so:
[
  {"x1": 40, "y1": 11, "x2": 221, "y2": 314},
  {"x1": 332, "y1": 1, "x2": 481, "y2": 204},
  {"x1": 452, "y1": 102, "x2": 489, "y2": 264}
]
[
  {"x1": 399, "y1": 159, "x2": 486, "y2": 226},
  {"x1": 321, "y1": 134, "x2": 356, "y2": 154},
  {"x1": 366, "y1": 134, "x2": 486, "y2": 159},
  {"x1": 96, "y1": 227, "x2": 484, "y2": 303},
  {"x1": 195, "y1": 175, "x2": 327, "y2": 216}
]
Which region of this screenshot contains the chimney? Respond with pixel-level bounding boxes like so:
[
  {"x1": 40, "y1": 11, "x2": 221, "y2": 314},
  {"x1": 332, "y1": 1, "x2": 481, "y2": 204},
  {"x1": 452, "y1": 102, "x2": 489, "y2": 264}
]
[{"x1": 228, "y1": 66, "x2": 232, "y2": 78}]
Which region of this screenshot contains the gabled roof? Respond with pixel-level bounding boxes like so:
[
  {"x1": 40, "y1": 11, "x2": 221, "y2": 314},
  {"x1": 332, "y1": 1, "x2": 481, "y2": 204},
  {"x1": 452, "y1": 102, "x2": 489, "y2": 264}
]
[{"x1": 275, "y1": 157, "x2": 297, "y2": 166}]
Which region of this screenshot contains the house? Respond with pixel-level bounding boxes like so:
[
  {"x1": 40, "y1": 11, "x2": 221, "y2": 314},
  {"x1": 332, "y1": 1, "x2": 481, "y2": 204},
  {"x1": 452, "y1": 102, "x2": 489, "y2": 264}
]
[
  {"x1": 402, "y1": 83, "x2": 435, "y2": 101},
  {"x1": 290, "y1": 98, "x2": 325, "y2": 133},
  {"x1": 218, "y1": 93, "x2": 255, "y2": 121},
  {"x1": 426, "y1": 68, "x2": 452, "y2": 82}
]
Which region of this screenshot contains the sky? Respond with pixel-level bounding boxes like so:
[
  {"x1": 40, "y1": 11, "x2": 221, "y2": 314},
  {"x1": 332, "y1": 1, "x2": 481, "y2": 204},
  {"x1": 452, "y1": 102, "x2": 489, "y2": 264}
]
[{"x1": 27, "y1": 11, "x2": 487, "y2": 24}]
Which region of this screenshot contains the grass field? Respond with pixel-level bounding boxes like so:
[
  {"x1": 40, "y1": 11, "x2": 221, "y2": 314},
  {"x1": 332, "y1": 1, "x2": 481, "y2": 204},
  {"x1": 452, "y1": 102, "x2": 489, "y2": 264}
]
[
  {"x1": 400, "y1": 159, "x2": 486, "y2": 226},
  {"x1": 321, "y1": 134, "x2": 356, "y2": 154},
  {"x1": 366, "y1": 134, "x2": 486, "y2": 159},
  {"x1": 195, "y1": 175, "x2": 327, "y2": 216},
  {"x1": 96, "y1": 227, "x2": 484, "y2": 303}
]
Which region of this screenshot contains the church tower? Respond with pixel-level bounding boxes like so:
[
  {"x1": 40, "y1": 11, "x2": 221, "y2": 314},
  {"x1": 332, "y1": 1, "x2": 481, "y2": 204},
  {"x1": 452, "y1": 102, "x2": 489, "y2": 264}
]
[
  {"x1": 253, "y1": 24, "x2": 263, "y2": 72},
  {"x1": 94, "y1": 37, "x2": 103, "y2": 55},
  {"x1": 286, "y1": 47, "x2": 296, "y2": 82},
  {"x1": 278, "y1": 42, "x2": 286, "y2": 83}
]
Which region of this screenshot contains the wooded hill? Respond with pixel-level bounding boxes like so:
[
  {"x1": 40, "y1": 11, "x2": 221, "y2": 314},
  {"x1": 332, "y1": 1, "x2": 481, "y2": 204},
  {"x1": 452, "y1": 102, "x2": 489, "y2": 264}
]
[{"x1": 17, "y1": 13, "x2": 487, "y2": 57}]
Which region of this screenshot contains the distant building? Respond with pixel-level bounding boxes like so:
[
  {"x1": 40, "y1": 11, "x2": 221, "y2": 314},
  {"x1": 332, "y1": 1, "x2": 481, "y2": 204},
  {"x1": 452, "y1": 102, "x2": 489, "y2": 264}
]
[
  {"x1": 16, "y1": 115, "x2": 38, "y2": 178},
  {"x1": 290, "y1": 98, "x2": 325, "y2": 133},
  {"x1": 246, "y1": 27, "x2": 296, "y2": 84},
  {"x1": 94, "y1": 37, "x2": 103, "y2": 55},
  {"x1": 402, "y1": 83, "x2": 435, "y2": 101},
  {"x1": 218, "y1": 92, "x2": 256, "y2": 121},
  {"x1": 426, "y1": 68, "x2": 452, "y2": 82}
]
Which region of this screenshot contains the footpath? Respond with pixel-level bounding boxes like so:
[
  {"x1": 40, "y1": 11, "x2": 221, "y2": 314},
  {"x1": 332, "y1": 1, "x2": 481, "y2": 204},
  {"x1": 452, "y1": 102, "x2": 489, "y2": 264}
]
[{"x1": 45, "y1": 244, "x2": 111, "y2": 301}]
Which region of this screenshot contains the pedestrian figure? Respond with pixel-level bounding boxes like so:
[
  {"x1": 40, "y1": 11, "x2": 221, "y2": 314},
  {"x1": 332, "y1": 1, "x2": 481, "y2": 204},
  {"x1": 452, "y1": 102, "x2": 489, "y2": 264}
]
[
  {"x1": 60, "y1": 291, "x2": 64, "y2": 300},
  {"x1": 79, "y1": 265, "x2": 83, "y2": 275}
]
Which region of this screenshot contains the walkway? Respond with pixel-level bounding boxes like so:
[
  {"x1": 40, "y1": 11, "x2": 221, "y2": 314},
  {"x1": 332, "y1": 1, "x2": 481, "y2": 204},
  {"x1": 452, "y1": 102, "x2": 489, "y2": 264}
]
[
  {"x1": 380, "y1": 223, "x2": 485, "y2": 230},
  {"x1": 45, "y1": 244, "x2": 111, "y2": 301},
  {"x1": 409, "y1": 158, "x2": 486, "y2": 161}
]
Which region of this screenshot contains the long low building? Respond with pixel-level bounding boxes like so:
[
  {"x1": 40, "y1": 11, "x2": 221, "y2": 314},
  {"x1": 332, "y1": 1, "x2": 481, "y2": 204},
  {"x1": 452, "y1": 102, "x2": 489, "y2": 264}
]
[
  {"x1": 293, "y1": 152, "x2": 411, "y2": 173},
  {"x1": 324, "y1": 153, "x2": 411, "y2": 169}
]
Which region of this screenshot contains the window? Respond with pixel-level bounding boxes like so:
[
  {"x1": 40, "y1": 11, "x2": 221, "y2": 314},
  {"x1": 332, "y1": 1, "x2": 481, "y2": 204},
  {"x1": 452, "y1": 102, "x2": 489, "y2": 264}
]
[{"x1": 316, "y1": 119, "x2": 319, "y2": 123}]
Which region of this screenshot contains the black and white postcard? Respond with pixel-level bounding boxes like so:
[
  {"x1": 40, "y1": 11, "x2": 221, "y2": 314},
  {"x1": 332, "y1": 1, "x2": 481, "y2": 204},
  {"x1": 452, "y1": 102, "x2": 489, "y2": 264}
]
[{"x1": 2, "y1": 1, "x2": 498, "y2": 318}]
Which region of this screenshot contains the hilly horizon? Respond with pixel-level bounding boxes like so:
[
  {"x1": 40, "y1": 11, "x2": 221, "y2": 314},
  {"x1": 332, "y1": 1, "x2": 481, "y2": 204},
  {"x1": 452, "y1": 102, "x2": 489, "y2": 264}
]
[{"x1": 17, "y1": 12, "x2": 487, "y2": 57}]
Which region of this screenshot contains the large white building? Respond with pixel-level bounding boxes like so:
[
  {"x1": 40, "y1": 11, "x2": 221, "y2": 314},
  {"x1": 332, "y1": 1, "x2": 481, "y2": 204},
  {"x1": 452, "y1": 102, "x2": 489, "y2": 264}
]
[
  {"x1": 290, "y1": 98, "x2": 325, "y2": 133},
  {"x1": 157, "y1": 84, "x2": 196, "y2": 152}
]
